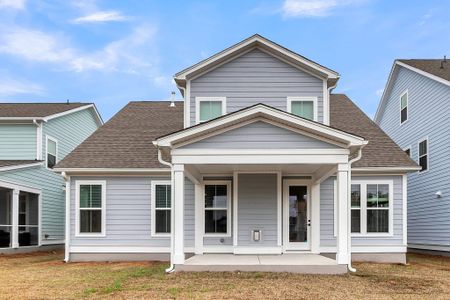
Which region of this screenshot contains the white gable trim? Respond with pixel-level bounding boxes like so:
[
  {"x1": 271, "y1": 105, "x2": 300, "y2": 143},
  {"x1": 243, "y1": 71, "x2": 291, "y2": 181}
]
[{"x1": 0, "y1": 161, "x2": 43, "y2": 173}]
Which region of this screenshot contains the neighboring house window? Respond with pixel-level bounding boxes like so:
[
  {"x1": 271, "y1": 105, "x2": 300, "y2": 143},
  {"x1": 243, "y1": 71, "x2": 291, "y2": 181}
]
[
  {"x1": 151, "y1": 181, "x2": 171, "y2": 236},
  {"x1": 76, "y1": 181, "x2": 106, "y2": 236},
  {"x1": 196, "y1": 97, "x2": 226, "y2": 123},
  {"x1": 287, "y1": 97, "x2": 317, "y2": 121},
  {"x1": 204, "y1": 182, "x2": 231, "y2": 235},
  {"x1": 400, "y1": 91, "x2": 408, "y2": 124},
  {"x1": 46, "y1": 136, "x2": 57, "y2": 169},
  {"x1": 351, "y1": 184, "x2": 361, "y2": 233},
  {"x1": 418, "y1": 139, "x2": 428, "y2": 172},
  {"x1": 404, "y1": 147, "x2": 411, "y2": 157}
]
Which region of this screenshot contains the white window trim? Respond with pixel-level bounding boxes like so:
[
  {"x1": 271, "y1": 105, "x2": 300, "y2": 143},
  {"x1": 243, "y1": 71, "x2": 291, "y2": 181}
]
[
  {"x1": 75, "y1": 180, "x2": 106, "y2": 237},
  {"x1": 417, "y1": 137, "x2": 429, "y2": 173},
  {"x1": 151, "y1": 180, "x2": 172, "y2": 238},
  {"x1": 287, "y1": 96, "x2": 318, "y2": 122},
  {"x1": 195, "y1": 97, "x2": 227, "y2": 124},
  {"x1": 399, "y1": 90, "x2": 408, "y2": 125},
  {"x1": 203, "y1": 180, "x2": 232, "y2": 238},
  {"x1": 45, "y1": 135, "x2": 58, "y2": 170},
  {"x1": 334, "y1": 179, "x2": 394, "y2": 237}
]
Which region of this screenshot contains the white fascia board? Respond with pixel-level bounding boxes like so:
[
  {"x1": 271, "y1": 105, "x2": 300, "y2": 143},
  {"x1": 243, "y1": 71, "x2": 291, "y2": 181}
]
[
  {"x1": 0, "y1": 162, "x2": 43, "y2": 172},
  {"x1": 44, "y1": 104, "x2": 104, "y2": 125},
  {"x1": 155, "y1": 105, "x2": 366, "y2": 148},
  {"x1": 175, "y1": 35, "x2": 339, "y2": 80},
  {"x1": 53, "y1": 168, "x2": 170, "y2": 174},
  {"x1": 397, "y1": 61, "x2": 450, "y2": 87}
]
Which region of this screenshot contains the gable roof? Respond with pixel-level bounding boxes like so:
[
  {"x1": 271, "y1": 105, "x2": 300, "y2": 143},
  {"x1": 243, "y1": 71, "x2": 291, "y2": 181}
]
[
  {"x1": 374, "y1": 59, "x2": 450, "y2": 123},
  {"x1": 55, "y1": 95, "x2": 418, "y2": 172},
  {"x1": 174, "y1": 34, "x2": 339, "y2": 90}
]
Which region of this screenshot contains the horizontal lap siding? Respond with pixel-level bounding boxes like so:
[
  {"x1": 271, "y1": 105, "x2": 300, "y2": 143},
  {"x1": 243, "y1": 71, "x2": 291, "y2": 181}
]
[
  {"x1": 320, "y1": 175, "x2": 404, "y2": 248},
  {"x1": 377, "y1": 67, "x2": 450, "y2": 247},
  {"x1": 0, "y1": 124, "x2": 36, "y2": 159},
  {"x1": 182, "y1": 121, "x2": 338, "y2": 149},
  {"x1": 190, "y1": 48, "x2": 324, "y2": 126},
  {"x1": 238, "y1": 174, "x2": 277, "y2": 246}
]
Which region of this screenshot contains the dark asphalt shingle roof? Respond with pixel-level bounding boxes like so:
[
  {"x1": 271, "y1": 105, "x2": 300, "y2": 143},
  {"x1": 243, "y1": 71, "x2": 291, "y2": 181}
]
[
  {"x1": 0, "y1": 103, "x2": 91, "y2": 118},
  {"x1": 0, "y1": 160, "x2": 42, "y2": 169},
  {"x1": 56, "y1": 95, "x2": 417, "y2": 170},
  {"x1": 398, "y1": 59, "x2": 450, "y2": 82}
]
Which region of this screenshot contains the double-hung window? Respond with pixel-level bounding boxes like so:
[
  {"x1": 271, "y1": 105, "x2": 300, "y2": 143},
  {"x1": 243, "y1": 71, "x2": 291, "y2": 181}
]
[
  {"x1": 287, "y1": 97, "x2": 317, "y2": 121},
  {"x1": 418, "y1": 139, "x2": 428, "y2": 172},
  {"x1": 204, "y1": 181, "x2": 231, "y2": 236},
  {"x1": 350, "y1": 184, "x2": 361, "y2": 233},
  {"x1": 400, "y1": 91, "x2": 408, "y2": 124},
  {"x1": 196, "y1": 97, "x2": 226, "y2": 123},
  {"x1": 151, "y1": 181, "x2": 171, "y2": 236},
  {"x1": 46, "y1": 136, "x2": 57, "y2": 169},
  {"x1": 76, "y1": 181, "x2": 106, "y2": 236},
  {"x1": 366, "y1": 184, "x2": 390, "y2": 233}
]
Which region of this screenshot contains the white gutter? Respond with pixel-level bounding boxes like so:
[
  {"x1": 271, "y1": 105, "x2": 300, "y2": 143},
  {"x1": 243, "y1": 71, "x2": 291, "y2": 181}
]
[
  {"x1": 157, "y1": 147, "x2": 175, "y2": 273},
  {"x1": 62, "y1": 172, "x2": 71, "y2": 263}
]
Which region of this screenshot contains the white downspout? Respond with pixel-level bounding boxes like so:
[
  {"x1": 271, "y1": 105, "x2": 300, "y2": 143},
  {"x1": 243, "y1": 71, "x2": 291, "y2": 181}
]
[
  {"x1": 347, "y1": 147, "x2": 363, "y2": 272},
  {"x1": 62, "y1": 172, "x2": 71, "y2": 262},
  {"x1": 157, "y1": 147, "x2": 175, "y2": 273}
]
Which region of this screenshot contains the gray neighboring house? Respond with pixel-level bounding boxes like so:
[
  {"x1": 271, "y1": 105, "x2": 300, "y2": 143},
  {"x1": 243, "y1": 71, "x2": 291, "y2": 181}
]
[
  {"x1": 55, "y1": 35, "x2": 419, "y2": 274},
  {"x1": 375, "y1": 58, "x2": 450, "y2": 254},
  {"x1": 0, "y1": 103, "x2": 102, "y2": 253}
]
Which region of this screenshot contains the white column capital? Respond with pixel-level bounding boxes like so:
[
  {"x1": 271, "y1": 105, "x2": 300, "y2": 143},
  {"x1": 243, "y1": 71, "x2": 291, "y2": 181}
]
[
  {"x1": 173, "y1": 164, "x2": 185, "y2": 172},
  {"x1": 337, "y1": 163, "x2": 349, "y2": 172}
]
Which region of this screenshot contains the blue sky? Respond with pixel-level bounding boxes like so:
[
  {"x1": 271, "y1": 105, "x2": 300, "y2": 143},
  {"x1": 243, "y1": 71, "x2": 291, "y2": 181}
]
[{"x1": 0, "y1": 0, "x2": 449, "y2": 120}]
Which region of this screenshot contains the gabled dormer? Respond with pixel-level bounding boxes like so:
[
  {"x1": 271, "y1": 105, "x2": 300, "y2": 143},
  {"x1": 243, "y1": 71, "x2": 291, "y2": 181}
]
[{"x1": 174, "y1": 34, "x2": 340, "y2": 128}]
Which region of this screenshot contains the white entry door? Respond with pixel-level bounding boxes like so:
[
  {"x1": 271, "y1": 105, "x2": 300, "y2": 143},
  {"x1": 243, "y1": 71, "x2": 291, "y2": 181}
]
[{"x1": 283, "y1": 180, "x2": 311, "y2": 251}]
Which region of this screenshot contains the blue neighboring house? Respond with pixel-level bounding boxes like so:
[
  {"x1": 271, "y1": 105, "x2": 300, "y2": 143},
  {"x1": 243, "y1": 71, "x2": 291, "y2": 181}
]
[
  {"x1": 0, "y1": 103, "x2": 102, "y2": 252},
  {"x1": 375, "y1": 58, "x2": 450, "y2": 254}
]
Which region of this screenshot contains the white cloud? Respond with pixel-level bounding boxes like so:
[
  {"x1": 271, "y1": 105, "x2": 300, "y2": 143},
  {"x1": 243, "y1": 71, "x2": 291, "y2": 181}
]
[
  {"x1": 281, "y1": 0, "x2": 363, "y2": 17},
  {"x1": 0, "y1": 76, "x2": 44, "y2": 96},
  {"x1": 71, "y1": 10, "x2": 128, "y2": 24},
  {"x1": 0, "y1": 0, "x2": 26, "y2": 10}
]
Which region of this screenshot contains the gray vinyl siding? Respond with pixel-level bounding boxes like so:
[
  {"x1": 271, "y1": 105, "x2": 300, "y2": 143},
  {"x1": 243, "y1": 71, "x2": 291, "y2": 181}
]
[
  {"x1": 237, "y1": 173, "x2": 277, "y2": 246},
  {"x1": 181, "y1": 121, "x2": 338, "y2": 149},
  {"x1": 377, "y1": 66, "x2": 450, "y2": 248},
  {"x1": 184, "y1": 178, "x2": 195, "y2": 248},
  {"x1": 190, "y1": 48, "x2": 325, "y2": 126},
  {"x1": 0, "y1": 124, "x2": 36, "y2": 160},
  {"x1": 320, "y1": 175, "x2": 404, "y2": 248}
]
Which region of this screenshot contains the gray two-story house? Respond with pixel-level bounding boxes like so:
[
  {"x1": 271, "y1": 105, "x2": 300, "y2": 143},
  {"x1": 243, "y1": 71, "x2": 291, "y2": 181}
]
[
  {"x1": 375, "y1": 58, "x2": 450, "y2": 254},
  {"x1": 55, "y1": 35, "x2": 419, "y2": 274},
  {"x1": 0, "y1": 103, "x2": 102, "y2": 252}
]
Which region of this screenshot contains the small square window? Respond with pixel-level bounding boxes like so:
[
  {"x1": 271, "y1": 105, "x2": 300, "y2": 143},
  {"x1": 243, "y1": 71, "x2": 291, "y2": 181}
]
[
  {"x1": 47, "y1": 138, "x2": 57, "y2": 169},
  {"x1": 418, "y1": 139, "x2": 428, "y2": 172},
  {"x1": 197, "y1": 98, "x2": 225, "y2": 123},
  {"x1": 289, "y1": 100, "x2": 315, "y2": 121},
  {"x1": 400, "y1": 91, "x2": 408, "y2": 124}
]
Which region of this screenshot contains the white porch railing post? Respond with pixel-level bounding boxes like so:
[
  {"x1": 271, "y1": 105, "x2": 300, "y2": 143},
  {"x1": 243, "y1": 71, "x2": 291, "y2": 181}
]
[
  {"x1": 11, "y1": 189, "x2": 19, "y2": 248},
  {"x1": 173, "y1": 164, "x2": 185, "y2": 264},
  {"x1": 336, "y1": 163, "x2": 349, "y2": 265}
]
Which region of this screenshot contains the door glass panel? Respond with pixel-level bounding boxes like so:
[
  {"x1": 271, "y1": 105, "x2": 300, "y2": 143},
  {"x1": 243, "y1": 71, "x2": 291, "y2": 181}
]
[{"x1": 289, "y1": 186, "x2": 308, "y2": 243}]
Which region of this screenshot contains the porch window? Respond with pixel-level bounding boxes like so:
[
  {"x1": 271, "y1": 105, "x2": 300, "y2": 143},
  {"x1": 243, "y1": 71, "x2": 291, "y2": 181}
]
[
  {"x1": 76, "y1": 181, "x2": 105, "y2": 236},
  {"x1": 400, "y1": 91, "x2": 408, "y2": 124},
  {"x1": 46, "y1": 136, "x2": 57, "y2": 169},
  {"x1": 151, "y1": 181, "x2": 171, "y2": 236},
  {"x1": 204, "y1": 182, "x2": 230, "y2": 235},
  {"x1": 18, "y1": 192, "x2": 39, "y2": 246},
  {"x1": 350, "y1": 184, "x2": 361, "y2": 233},
  {"x1": 418, "y1": 139, "x2": 428, "y2": 172},
  {"x1": 287, "y1": 97, "x2": 317, "y2": 121},
  {"x1": 196, "y1": 97, "x2": 226, "y2": 123}
]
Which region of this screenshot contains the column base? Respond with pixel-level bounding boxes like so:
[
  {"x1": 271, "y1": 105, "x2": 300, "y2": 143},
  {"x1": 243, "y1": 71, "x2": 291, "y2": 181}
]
[{"x1": 173, "y1": 253, "x2": 185, "y2": 264}]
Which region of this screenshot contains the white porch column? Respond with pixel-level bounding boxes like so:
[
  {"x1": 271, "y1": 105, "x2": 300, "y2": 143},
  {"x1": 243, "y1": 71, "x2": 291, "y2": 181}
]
[
  {"x1": 194, "y1": 183, "x2": 204, "y2": 255},
  {"x1": 336, "y1": 163, "x2": 349, "y2": 265},
  {"x1": 173, "y1": 164, "x2": 185, "y2": 264},
  {"x1": 11, "y1": 189, "x2": 19, "y2": 248},
  {"x1": 310, "y1": 182, "x2": 320, "y2": 254}
]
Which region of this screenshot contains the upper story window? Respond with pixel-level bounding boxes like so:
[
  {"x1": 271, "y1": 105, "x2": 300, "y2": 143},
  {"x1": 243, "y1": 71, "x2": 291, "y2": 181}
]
[
  {"x1": 400, "y1": 90, "x2": 408, "y2": 124},
  {"x1": 151, "y1": 181, "x2": 171, "y2": 236},
  {"x1": 287, "y1": 97, "x2": 317, "y2": 121},
  {"x1": 418, "y1": 138, "x2": 428, "y2": 172},
  {"x1": 76, "y1": 181, "x2": 106, "y2": 236},
  {"x1": 196, "y1": 97, "x2": 226, "y2": 124},
  {"x1": 46, "y1": 136, "x2": 57, "y2": 169}
]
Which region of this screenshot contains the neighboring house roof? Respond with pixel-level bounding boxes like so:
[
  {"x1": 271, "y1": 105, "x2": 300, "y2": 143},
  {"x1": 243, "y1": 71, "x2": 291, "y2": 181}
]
[
  {"x1": 0, "y1": 102, "x2": 103, "y2": 124},
  {"x1": 0, "y1": 160, "x2": 43, "y2": 172},
  {"x1": 374, "y1": 58, "x2": 450, "y2": 123},
  {"x1": 56, "y1": 95, "x2": 418, "y2": 171}
]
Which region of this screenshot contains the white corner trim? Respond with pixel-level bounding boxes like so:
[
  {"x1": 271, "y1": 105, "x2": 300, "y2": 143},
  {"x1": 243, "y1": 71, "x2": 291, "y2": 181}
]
[
  {"x1": 402, "y1": 174, "x2": 407, "y2": 246},
  {"x1": 233, "y1": 172, "x2": 238, "y2": 247},
  {"x1": 287, "y1": 96, "x2": 318, "y2": 122},
  {"x1": 0, "y1": 162, "x2": 43, "y2": 172},
  {"x1": 195, "y1": 97, "x2": 227, "y2": 124},
  {"x1": 74, "y1": 180, "x2": 106, "y2": 237},
  {"x1": 150, "y1": 180, "x2": 172, "y2": 238},
  {"x1": 34, "y1": 120, "x2": 43, "y2": 160}
]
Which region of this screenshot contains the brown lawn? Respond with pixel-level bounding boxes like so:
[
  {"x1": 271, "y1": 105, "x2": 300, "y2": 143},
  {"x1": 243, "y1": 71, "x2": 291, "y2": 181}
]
[{"x1": 0, "y1": 251, "x2": 449, "y2": 299}]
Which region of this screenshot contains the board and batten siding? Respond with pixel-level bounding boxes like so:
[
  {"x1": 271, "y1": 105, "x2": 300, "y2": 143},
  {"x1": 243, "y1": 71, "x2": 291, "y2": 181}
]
[
  {"x1": 181, "y1": 121, "x2": 338, "y2": 149},
  {"x1": 320, "y1": 175, "x2": 404, "y2": 249},
  {"x1": 377, "y1": 66, "x2": 450, "y2": 248},
  {"x1": 189, "y1": 48, "x2": 325, "y2": 126},
  {"x1": 237, "y1": 173, "x2": 278, "y2": 247},
  {"x1": 0, "y1": 124, "x2": 36, "y2": 160},
  {"x1": 70, "y1": 176, "x2": 194, "y2": 250}
]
